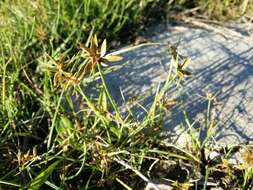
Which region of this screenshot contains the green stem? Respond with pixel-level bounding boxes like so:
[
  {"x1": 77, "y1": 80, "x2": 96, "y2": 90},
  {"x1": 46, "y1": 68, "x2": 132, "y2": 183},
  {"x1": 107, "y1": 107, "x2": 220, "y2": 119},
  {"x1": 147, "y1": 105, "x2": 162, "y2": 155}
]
[
  {"x1": 47, "y1": 89, "x2": 65, "y2": 150},
  {"x1": 97, "y1": 63, "x2": 122, "y2": 122},
  {"x1": 207, "y1": 99, "x2": 211, "y2": 125},
  {"x1": 77, "y1": 86, "x2": 107, "y2": 123},
  {"x1": 77, "y1": 86, "x2": 111, "y2": 143},
  {"x1": 2, "y1": 62, "x2": 6, "y2": 113}
]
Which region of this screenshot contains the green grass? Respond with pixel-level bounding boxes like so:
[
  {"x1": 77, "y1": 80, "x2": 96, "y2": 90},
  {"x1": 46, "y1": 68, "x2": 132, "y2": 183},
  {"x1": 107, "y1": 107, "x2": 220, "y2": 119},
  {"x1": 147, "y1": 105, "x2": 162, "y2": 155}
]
[
  {"x1": 169, "y1": 0, "x2": 253, "y2": 21},
  {"x1": 196, "y1": 0, "x2": 253, "y2": 20},
  {"x1": 0, "y1": 0, "x2": 253, "y2": 189}
]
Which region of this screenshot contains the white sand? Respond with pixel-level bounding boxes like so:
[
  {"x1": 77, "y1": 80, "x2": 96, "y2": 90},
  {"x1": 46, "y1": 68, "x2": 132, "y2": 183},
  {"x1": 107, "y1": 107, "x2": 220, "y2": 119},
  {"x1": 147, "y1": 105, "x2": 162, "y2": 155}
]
[{"x1": 104, "y1": 23, "x2": 253, "y2": 145}]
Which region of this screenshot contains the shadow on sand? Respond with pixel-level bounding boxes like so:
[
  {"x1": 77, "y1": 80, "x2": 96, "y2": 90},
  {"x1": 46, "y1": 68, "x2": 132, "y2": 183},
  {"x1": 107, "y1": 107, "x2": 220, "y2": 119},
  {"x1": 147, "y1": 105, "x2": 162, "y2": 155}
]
[{"x1": 103, "y1": 24, "x2": 253, "y2": 144}]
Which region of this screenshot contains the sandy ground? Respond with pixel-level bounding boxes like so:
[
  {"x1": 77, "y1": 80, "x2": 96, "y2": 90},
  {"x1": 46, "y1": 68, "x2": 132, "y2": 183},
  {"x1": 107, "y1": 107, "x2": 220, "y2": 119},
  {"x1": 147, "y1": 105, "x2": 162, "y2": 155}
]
[{"x1": 101, "y1": 22, "x2": 253, "y2": 145}]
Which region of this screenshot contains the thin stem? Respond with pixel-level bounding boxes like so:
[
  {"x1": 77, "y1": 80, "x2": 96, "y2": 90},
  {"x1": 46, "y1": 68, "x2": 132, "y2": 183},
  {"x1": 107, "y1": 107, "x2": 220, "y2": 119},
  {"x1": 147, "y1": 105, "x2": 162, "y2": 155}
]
[
  {"x1": 97, "y1": 63, "x2": 122, "y2": 122},
  {"x1": 77, "y1": 86, "x2": 107, "y2": 123},
  {"x1": 1, "y1": 62, "x2": 6, "y2": 113},
  {"x1": 47, "y1": 89, "x2": 65, "y2": 150},
  {"x1": 77, "y1": 86, "x2": 112, "y2": 143}
]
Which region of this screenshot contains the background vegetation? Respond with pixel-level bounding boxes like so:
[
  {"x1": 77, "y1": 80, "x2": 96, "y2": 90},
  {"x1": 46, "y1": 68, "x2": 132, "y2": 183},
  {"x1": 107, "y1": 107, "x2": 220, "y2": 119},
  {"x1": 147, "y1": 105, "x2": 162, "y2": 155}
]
[{"x1": 0, "y1": 0, "x2": 252, "y2": 189}]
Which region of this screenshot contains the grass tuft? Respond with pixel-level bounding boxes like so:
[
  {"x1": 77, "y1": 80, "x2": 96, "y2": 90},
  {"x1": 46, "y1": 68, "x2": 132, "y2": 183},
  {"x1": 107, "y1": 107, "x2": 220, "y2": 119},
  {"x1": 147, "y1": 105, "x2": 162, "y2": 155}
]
[{"x1": 1, "y1": 0, "x2": 253, "y2": 189}]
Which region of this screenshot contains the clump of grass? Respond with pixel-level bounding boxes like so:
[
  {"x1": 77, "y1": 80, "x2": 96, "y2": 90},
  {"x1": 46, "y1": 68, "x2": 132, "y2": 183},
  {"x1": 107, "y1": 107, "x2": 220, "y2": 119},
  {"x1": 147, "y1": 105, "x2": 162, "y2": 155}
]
[
  {"x1": 196, "y1": 0, "x2": 253, "y2": 20},
  {"x1": 2, "y1": 29, "x2": 252, "y2": 189},
  {"x1": 169, "y1": 0, "x2": 253, "y2": 20},
  {"x1": 1, "y1": 1, "x2": 253, "y2": 189},
  {"x1": 0, "y1": 0, "x2": 168, "y2": 153},
  {"x1": 0, "y1": 28, "x2": 188, "y2": 188}
]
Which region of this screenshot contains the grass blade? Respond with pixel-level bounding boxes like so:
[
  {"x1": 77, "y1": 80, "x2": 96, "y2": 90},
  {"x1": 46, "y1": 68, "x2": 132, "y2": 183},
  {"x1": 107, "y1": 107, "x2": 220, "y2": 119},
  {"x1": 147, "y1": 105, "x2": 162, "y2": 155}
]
[{"x1": 28, "y1": 160, "x2": 61, "y2": 190}]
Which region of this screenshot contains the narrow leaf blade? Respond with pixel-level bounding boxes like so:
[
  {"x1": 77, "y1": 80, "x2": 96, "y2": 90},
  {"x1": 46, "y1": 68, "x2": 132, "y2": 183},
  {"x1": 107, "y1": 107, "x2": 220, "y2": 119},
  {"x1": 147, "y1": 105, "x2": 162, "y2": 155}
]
[{"x1": 28, "y1": 160, "x2": 61, "y2": 190}]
